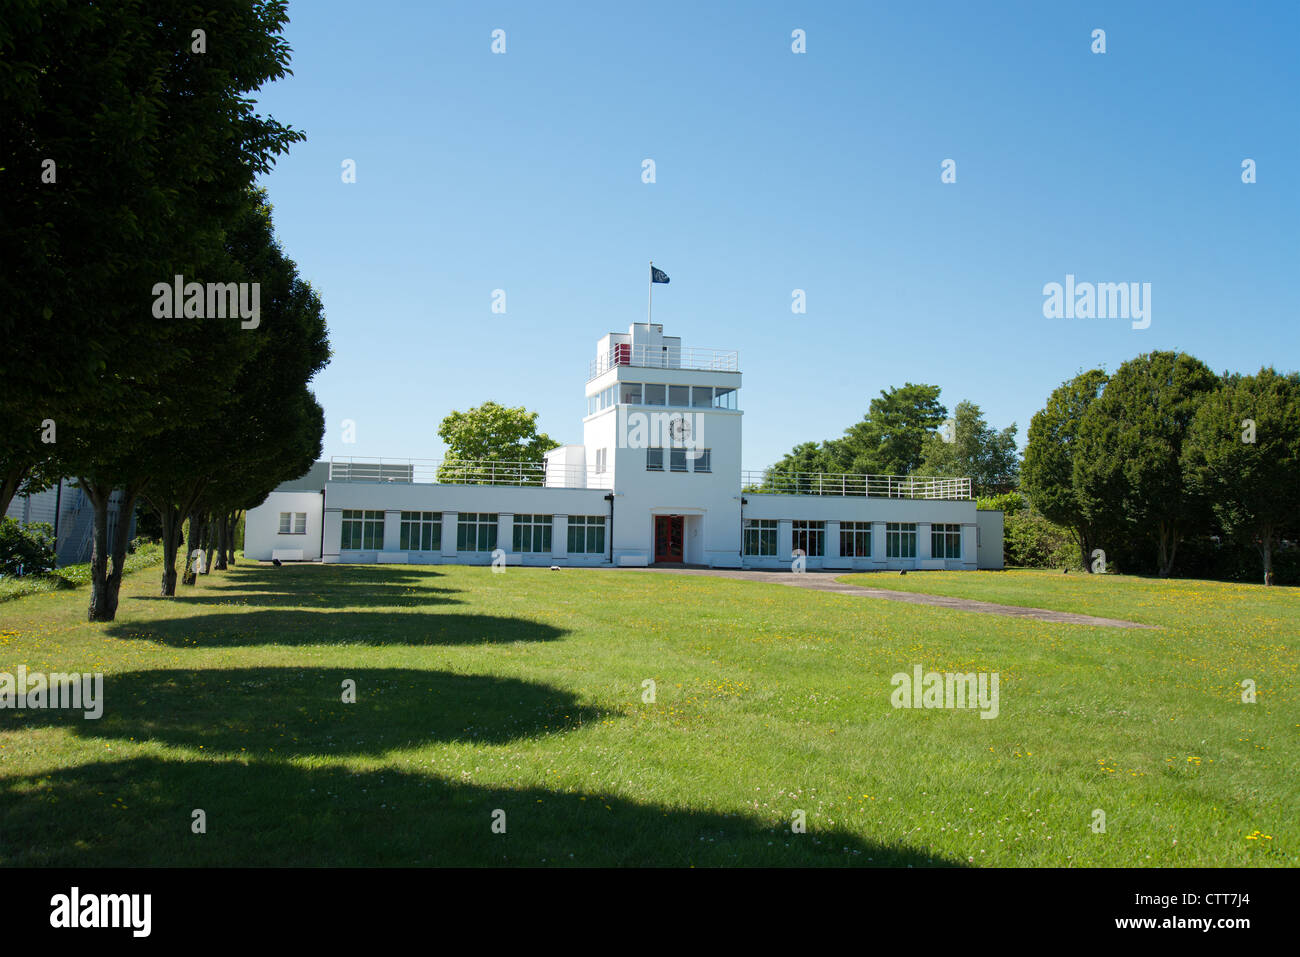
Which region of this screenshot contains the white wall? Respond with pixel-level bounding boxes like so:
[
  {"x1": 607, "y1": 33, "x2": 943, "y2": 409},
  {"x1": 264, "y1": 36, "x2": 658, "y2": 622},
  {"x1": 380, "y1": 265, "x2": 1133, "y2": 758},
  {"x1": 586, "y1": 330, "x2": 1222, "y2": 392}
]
[
  {"x1": 741, "y1": 495, "x2": 978, "y2": 570},
  {"x1": 976, "y1": 510, "x2": 1005, "y2": 569},
  {"x1": 608, "y1": 404, "x2": 743, "y2": 565},
  {"x1": 258, "y1": 322, "x2": 993, "y2": 574},
  {"x1": 245, "y1": 491, "x2": 324, "y2": 561},
  {"x1": 321, "y1": 481, "x2": 611, "y2": 565}
]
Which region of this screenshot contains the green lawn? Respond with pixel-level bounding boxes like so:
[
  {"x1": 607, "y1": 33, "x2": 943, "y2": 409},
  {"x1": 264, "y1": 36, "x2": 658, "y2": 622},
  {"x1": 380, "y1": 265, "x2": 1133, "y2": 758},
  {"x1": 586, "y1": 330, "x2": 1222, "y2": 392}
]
[{"x1": 0, "y1": 560, "x2": 1293, "y2": 866}]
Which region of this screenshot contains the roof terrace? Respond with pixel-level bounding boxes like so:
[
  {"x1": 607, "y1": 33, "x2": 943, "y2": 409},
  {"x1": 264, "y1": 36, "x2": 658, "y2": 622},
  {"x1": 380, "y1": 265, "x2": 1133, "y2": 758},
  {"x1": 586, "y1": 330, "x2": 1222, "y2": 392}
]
[
  {"x1": 587, "y1": 343, "x2": 739, "y2": 382},
  {"x1": 742, "y1": 469, "x2": 973, "y2": 500}
]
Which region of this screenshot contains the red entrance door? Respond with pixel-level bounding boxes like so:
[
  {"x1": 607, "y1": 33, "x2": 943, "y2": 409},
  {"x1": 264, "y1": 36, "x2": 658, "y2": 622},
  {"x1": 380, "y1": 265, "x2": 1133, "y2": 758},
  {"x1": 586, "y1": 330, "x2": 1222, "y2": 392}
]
[{"x1": 654, "y1": 515, "x2": 684, "y2": 563}]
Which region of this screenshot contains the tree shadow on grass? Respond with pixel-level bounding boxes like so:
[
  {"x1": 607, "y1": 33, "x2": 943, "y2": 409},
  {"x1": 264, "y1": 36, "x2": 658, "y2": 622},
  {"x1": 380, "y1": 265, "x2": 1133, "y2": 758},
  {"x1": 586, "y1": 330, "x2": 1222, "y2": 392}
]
[
  {"x1": 0, "y1": 757, "x2": 964, "y2": 867},
  {"x1": 133, "y1": 563, "x2": 459, "y2": 610},
  {"x1": 132, "y1": 585, "x2": 463, "y2": 609},
  {"x1": 0, "y1": 667, "x2": 601, "y2": 757},
  {"x1": 225, "y1": 563, "x2": 441, "y2": 582},
  {"x1": 103, "y1": 610, "x2": 564, "y2": 648}
]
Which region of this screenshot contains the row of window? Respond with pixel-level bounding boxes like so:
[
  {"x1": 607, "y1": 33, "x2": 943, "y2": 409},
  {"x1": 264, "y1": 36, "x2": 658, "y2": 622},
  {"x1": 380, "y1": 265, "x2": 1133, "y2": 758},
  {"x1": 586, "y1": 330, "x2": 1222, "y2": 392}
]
[
  {"x1": 743, "y1": 520, "x2": 963, "y2": 559},
  {"x1": 587, "y1": 383, "x2": 738, "y2": 416},
  {"x1": 340, "y1": 510, "x2": 606, "y2": 555},
  {"x1": 646, "y1": 447, "x2": 711, "y2": 473}
]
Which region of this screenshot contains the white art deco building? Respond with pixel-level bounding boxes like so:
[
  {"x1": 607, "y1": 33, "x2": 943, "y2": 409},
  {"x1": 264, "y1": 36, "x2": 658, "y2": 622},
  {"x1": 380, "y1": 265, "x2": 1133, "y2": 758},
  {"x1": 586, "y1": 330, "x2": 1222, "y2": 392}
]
[{"x1": 246, "y1": 322, "x2": 1004, "y2": 570}]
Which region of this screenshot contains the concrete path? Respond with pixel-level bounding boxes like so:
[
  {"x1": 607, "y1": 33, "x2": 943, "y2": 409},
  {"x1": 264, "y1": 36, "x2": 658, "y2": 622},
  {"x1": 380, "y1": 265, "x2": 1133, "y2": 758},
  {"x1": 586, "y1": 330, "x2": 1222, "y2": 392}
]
[{"x1": 632, "y1": 567, "x2": 1155, "y2": 629}]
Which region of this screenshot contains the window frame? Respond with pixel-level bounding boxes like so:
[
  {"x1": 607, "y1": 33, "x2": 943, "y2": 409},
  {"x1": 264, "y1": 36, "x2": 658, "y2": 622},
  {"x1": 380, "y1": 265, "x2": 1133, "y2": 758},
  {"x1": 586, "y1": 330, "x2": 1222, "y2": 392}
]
[
  {"x1": 886, "y1": 522, "x2": 918, "y2": 559},
  {"x1": 743, "y1": 519, "x2": 778, "y2": 557},
  {"x1": 791, "y1": 520, "x2": 826, "y2": 557},
  {"x1": 840, "y1": 521, "x2": 871, "y2": 557},
  {"x1": 567, "y1": 515, "x2": 606, "y2": 555},
  {"x1": 932, "y1": 523, "x2": 962, "y2": 559},
  {"x1": 456, "y1": 512, "x2": 499, "y2": 552},
  {"x1": 399, "y1": 511, "x2": 441, "y2": 551},
  {"x1": 512, "y1": 514, "x2": 554, "y2": 553},
  {"x1": 341, "y1": 509, "x2": 384, "y2": 551}
]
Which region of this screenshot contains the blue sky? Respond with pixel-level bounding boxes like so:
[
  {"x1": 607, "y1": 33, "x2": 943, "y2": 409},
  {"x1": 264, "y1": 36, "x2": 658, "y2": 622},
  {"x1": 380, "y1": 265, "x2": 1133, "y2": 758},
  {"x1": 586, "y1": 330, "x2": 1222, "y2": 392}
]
[{"x1": 252, "y1": 0, "x2": 1298, "y2": 471}]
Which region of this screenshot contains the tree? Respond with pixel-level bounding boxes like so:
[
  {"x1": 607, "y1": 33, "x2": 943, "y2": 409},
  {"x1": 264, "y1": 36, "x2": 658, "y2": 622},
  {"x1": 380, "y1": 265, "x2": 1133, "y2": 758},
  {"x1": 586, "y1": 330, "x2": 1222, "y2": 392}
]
[
  {"x1": 916, "y1": 400, "x2": 1019, "y2": 495},
  {"x1": 765, "y1": 440, "x2": 845, "y2": 489},
  {"x1": 139, "y1": 191, "x2": 328, "y2": 595},
  {"x1": 1074, "y1": 352, "x2": 1218, "y2": 577},
  {"x1": 0, "y1": 1, "x2": 305, "y2": 619},
  {"x1": 842, "y1": 384, "x2": 947, "y2": 476},
  {"x1": 437, "y1": 402, "x2": 559, "y2": 481},
  {"x1": 1022, "y1": 369, "x2": 1109, "y2": 570},
  {"x1": 770, "y1": 384, "x2": 947, "y2": 481},
  {"x1": 1182, "y1": 368, "x2": 1300, "y2": 585}
]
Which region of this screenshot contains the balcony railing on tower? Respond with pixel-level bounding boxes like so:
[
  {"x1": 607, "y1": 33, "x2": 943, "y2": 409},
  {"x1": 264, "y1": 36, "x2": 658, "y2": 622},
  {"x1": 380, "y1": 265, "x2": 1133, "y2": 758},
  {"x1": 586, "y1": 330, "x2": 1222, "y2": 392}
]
[
  {"x1": 588, "y1": 343, "x2": 738, "y2": 381},
  {"x1": 741, "y1": 469, "x2": 972, "y2": 500}
]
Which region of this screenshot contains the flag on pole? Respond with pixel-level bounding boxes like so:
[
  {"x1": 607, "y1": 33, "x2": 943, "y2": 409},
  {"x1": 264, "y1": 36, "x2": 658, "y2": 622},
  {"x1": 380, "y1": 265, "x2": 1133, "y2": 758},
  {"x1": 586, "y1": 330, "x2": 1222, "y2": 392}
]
[{"x1": 650, "y1": 265, "x2": 670, "y2": 284}]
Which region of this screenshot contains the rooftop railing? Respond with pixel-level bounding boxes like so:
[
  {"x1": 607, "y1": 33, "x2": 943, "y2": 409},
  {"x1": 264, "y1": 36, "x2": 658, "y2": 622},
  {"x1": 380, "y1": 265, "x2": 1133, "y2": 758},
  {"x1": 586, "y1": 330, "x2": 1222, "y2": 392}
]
[
  {"x1": 741, "y1": 470, "x2": 972, "y2": 500},
  {"x1": 588, "y1": 343, "x2": 739, "y2": 381},
  {"x1": 329, "y1": 457, "x2": 613, "y2": 490}
]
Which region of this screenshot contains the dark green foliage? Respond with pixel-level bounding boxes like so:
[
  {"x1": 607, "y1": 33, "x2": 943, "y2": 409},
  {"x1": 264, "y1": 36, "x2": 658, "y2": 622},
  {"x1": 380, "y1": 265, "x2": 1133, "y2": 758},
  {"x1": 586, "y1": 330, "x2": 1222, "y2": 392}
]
[
  {"x1": 976, "y1": 491, "x2": 1026, "y2": 516},
  {"x1": 771, "y1": 383, "x2": 948, "y2": 477},
  {"x1": 1002, "y1": 509, "x2": 1081, "y2": 570},
  {"x1": 0, "y1": 518, "x2": 56, "y2": 576},
  {"x1": 0, "y1": 2, "x2": 318, "y2": 617},
  {"x1": 1074, "y1": 353, "x2": 1219, "y2": 577},
  {"x1": 917, "y1": 400, "x2": 1019, "y2": 495},
  {"x1": 1182, "y1": 368, "x2": 1300, "y2": 584},
  {"x1": 1022, "y1": 369, "x2": 1109, "y2": 570},
  {"x1": 436, "y1": 402, "x2": 560, "y2": 482}
]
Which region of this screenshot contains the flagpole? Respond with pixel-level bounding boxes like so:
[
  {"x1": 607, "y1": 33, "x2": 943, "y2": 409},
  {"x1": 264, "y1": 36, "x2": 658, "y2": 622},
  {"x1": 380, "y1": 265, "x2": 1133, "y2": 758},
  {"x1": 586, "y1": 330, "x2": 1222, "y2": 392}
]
[{"x1": 647, "y1": 260, "x2": 653, "y2": 325}]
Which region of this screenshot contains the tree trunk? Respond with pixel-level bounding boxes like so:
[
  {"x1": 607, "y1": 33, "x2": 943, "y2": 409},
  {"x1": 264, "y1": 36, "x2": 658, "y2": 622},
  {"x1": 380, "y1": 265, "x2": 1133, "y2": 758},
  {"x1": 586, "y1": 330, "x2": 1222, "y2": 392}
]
[
  {"x1": 159, "y1": 506, "x2": 180, "y2": 596},
  {"x1": 226, "y1": 511, "x2": 237, "y2": 565},
  {"x1": 85, "y1": 482, "x2": 112, "y2": 621},
  {"x1": 213, "y1": 512, "x2": 228, "y2": 570},
  {"x1": 202, "y1": 511, "x2": 216, "y2": 574},
  {"x1": 1075, "y1": 528, "x2": 1093, "y2": 573},
  {"x1": 1258, "y1": 526, "x2": 1275, "y2": 586},
  {"x1": 148, "y1": 479, "x2": 205, "y2": 597},
  {"x1": 1157, "y1": 522, "x2": 1179, "y2": 578},
  {"x1": 0, "y1": 462, "x2": 31, "y2": 520},
  {"x1": 84, "y1": 479, "x2": 141, "y2": 622},
  {"x1": 182, "y1": 510, "x2": 202, "y2": 586}
]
